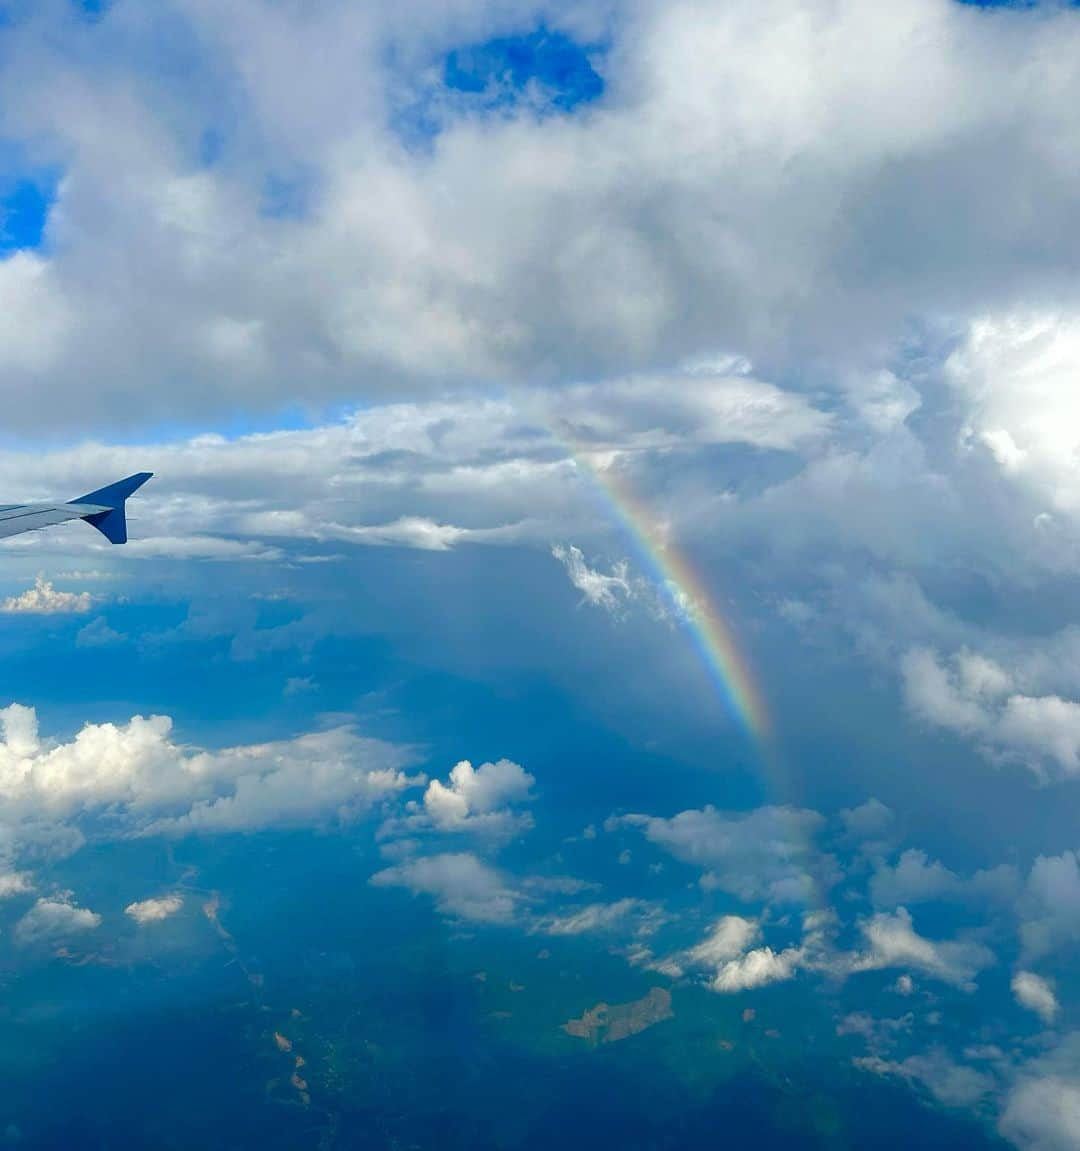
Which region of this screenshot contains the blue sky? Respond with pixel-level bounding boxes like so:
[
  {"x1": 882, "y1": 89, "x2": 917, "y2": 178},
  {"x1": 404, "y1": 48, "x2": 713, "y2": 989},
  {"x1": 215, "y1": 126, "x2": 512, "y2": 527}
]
[{"x1": 0, "y1": 1, "x2": 1078, "y2": 1148}]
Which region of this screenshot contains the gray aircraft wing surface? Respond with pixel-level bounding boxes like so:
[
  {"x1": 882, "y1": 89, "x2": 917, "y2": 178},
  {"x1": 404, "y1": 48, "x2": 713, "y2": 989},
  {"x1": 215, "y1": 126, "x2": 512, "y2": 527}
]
[{"x1": 0, "y1": 473, "x2": 153, "y2": 545}]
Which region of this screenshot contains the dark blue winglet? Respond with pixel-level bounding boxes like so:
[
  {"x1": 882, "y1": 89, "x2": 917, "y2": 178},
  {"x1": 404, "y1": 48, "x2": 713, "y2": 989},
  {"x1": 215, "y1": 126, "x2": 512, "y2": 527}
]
[{"x1": 70, "y1": 472, "x2": 154, "y2": 545}]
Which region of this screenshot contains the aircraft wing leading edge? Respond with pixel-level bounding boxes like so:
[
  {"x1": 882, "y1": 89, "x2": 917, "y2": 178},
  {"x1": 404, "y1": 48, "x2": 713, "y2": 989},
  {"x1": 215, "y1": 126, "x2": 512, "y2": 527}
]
[{"x1": 0, "y1": 472, "x2": 153, "y2": 544}]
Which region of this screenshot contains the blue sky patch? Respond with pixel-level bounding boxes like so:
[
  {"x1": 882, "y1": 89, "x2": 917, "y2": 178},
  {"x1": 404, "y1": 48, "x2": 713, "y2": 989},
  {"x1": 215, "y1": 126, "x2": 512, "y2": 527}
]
[
  {"x1": 0, "y1": 174, "x2": 56, "y2": 253},
  {"x1": 444, "y1": 26, "x2": 604, "y2": 113}
]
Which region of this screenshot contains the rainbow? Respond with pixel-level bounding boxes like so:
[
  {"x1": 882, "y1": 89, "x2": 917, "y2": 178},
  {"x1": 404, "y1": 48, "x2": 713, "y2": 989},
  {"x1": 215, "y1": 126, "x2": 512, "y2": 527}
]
[{"x1": 557, "y1": 435, "x2": 772, "y2": 744}]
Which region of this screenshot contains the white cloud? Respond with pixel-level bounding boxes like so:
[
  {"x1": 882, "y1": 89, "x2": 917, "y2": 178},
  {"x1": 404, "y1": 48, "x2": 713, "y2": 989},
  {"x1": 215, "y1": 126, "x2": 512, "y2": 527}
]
[
  {"x1": 1013, "y1": 971, "x2": 1059, "y2": 1026},
  {"x1": 0, "y1": 870, "x2": 33, "y2": 897},
  {"x1": 552, "y1": 545, "x2": 634, "y2": 613},
  {"x1": 849, "y1": 907, "x2": 994, "y2": 992},
  {"x1": 668, "y1": 915, "x2": 805, "y2": 993},
  {"x1": 856, "y1": 1049, "x2": 995, "y2": 1110},
  {"x1": 901, "y1": 647, "x2": 1080, "y2": 780},
  {"x1": 614, "y1": 804, "x2": 825, "y2": 904},
  {"x1": 370, "y1": 852, "x2": 518, "y2": 923},
  {"x1": 686, "y1": 916, "x2": 761, "y2": 968},
  {"x1": 421, "y1": 758, "x2": 534, "y2": 835},
  {"x1": 125, "y1": 895, "x2": 184, "y2": 925},
  {"x1": 948, "y1": 315, "x2": 1080, "y2": 516},
  {"x1": 0, "y1": 575, "x2": 92, "y2": 615},
  {"x1": 1020, "y1": 851, "x2": 1080, "y2": 961},
  {"x1": 0, "y1": 703, "x2": 420, "y2": 857},
  {"x1": 869, "y1": 849, "x2": 1019, "y2": 909},
  {"x1": 15, "y1": 894, "x2": 101, "y2": 944},
  {"x1": 709, "y1": 946, "x2": 802, "y2": 994},
  {"x1": 1, "y1": 2, "x2": 1079, "y2": 434},
  {"x1": 534, "y1": 898, "x2": 649, "y2": 937},
  {"x1": 1000, "y1": 1038, "x2": 1080, "y2": 1151},
  {"x1": 1001, "y1": 1075, "x2": 1080, "y2": 1151}
]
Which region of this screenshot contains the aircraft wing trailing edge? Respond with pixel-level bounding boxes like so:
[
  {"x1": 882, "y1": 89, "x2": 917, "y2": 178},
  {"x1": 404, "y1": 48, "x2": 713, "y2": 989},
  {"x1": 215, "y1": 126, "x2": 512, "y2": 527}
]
[{"x1": 0, "y1": 472, "x2": 154, "y2": 545}]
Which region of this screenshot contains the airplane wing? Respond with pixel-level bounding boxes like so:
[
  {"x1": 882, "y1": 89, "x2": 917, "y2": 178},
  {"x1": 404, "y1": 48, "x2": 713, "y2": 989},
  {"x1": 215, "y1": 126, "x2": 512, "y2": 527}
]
[{"x1": 0, "y1": 472, "x2": 153, "y2": 545}]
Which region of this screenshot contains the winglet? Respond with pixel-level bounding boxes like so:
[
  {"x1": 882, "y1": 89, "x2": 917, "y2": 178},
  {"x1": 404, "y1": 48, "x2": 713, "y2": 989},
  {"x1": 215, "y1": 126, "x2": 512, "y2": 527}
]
[{"x1": 70, "y1": 472, "x2": 154, "y2": 545}]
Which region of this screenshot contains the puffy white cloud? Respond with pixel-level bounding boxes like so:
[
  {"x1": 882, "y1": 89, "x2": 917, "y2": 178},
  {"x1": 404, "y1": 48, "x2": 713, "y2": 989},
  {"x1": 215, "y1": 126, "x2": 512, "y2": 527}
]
[
  {"x1": 15, "y1": 894, "x2": 101, "y2": 944},
  {"x1": 421, "y1": 758, "x2": 534, "y2": 834},
  {"x1": 370, "y1": 852, "x2": 518, "y2": 923},
  {"x1": 849, "y1": 907, "x2": 994, "y2": 991},
  {"x1": 1013, "y1": 971, "x2": 1059, "y2": 1026},
  {"x1": 948, "y1": 315, "x2": 1080, "y2": 516},
  {"x1": 667, "y1": 915, "x2": 806, "y2": 993},
  {"x1": 708, "y1": 946, "x2": 802, "y2": 994},
  {"x1": 0, "y1": 576, "x2": 92, "y2": 615},
  {"x1": 1, "y1": 1, "x2": 1079, "y2": 433},
  {"x1": 125, "y1": 895, "x2": 184, "y2": 925},
  {"x1": 613, "y1": 804, "x2": 825, "y2": 904},
  {"x1": 0, "y1": 703, "x2": 420, "y2": 857}
]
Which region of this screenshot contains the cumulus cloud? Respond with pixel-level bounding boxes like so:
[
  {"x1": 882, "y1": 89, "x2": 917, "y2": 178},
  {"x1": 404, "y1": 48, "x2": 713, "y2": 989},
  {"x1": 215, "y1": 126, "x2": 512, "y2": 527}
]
[
  {"x1": 662, "y1": 915, "x2": 805, "y2": 993},
  {"x1": 125, "y1": 895, "x2": 184, "y2": 925},
  {"x1": 869, "y1": 849, "x2": 1019, "y2": 909},
  {"x1": 708, "y1": 946, "x2": 803, "y2": 994},
  {"x1": 1, "y1": 2, "x2": 1079, "y2": 434},
  {"x1": 15, "y1": 894, "x2": 101, "y2": 944},
  {"x1": 1019, "y1": 851, "x2": 1080, "y2": 961},
  {"x1": 0, "y1": 576, "x2": 92, "y2": 615},
  {"x1": 1000, "y1": 1036, "x2": 1080, "y2": 1151},
  {"x1": 612, "y1": 804, "x2": 825, "y2": 904},
  {"x1": 1013, "y1": 971, "x2": 1059, "y2": 1026},
  {"x1": 370, "y1": 852, "x2": 518, "y2": 923},
  {"x1": 901, "y1": 647, "x2": 1080, "y2": 780},
  {"x1": 421, "y1": 758, "x2": 535, "y2": 835},
  {"x1": 0, "y1": 703, "x2": 419, "y2": 857}
]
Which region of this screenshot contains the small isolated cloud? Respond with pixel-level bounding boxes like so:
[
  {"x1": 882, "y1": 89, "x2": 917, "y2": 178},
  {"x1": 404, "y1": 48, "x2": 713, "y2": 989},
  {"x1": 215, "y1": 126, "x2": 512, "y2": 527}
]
[
  {"x1": 0, "y1": 870, "x2": 33, "y2": 897},
  {"x1": 125, "y1": 894, "x2": 184, "y2": 925},
  {"x1": 840, "y1": 798, "x2": 895, "y2": 843},
  {"x1": 370, "y1": 852, "x2": 517, "y2": 923},
  {"x1": 1012, "y1": 971, "x2": 1059, "y2": 1026},
  {"x1": 75, "y1": 616, "x2": 125, "y2": 647},
  {"x1": 901, "y1": 647, "x2": 1080, "y2": 781},
  {"x1": 534, "y1": 898, "x2": 651, "y2": 937},
  {"x1": 421, "y1": 758, "x2": 535, "y2": 836},
  {"x1": 1, "y1": 575, "x2": 92, "y2": 615},
  {"x1": 552, "y1": 544, "x2": 633, "y2": 613},
  {"x1": 15, "y1": 894, "x2": 101, "y2": 944}
]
